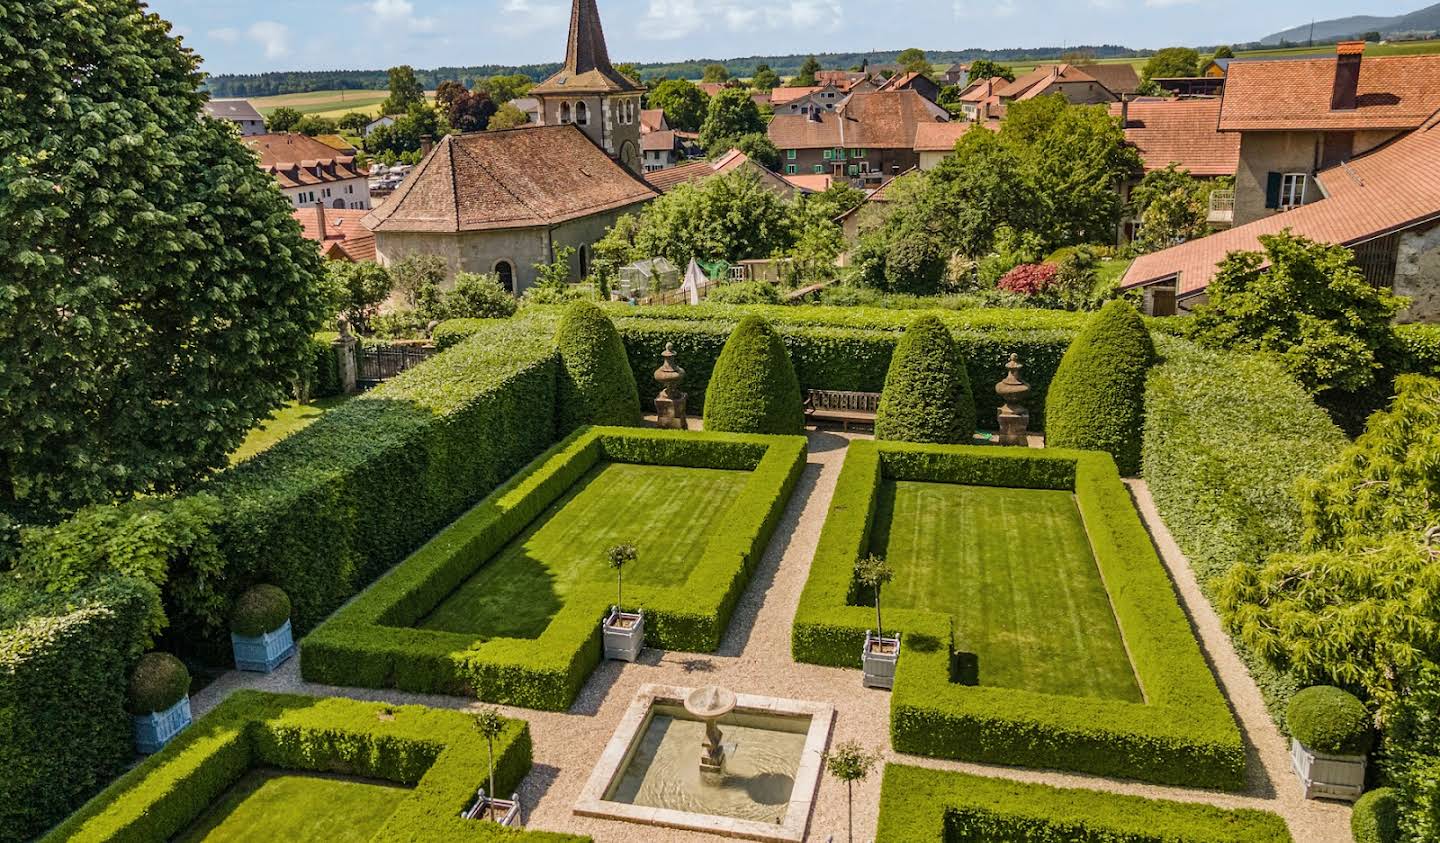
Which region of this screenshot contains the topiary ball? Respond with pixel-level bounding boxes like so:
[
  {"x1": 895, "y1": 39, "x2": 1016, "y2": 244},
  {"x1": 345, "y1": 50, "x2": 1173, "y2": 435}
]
[
  {"x1": 555, "y1": 301, "x2": 641, "y2": 432},
  {"x1": 127, "y1": 652, "x2": 190, "y2": 715},
  {"x1": 1287, "y1": 685, "x2": 1374, "y2": 756},
  {"x1": 230, "y1": 584, "x2": 292, "y2": 637},
  {"x1": 1351, "y1": 787, "x2": 1400, "y2": 843},
  {"x1": 703, "y1": 315, "x2": 805, "y2": 435},
  {"x1": 875, "y1": 314, "x2": 975, "y2": 443},
  {"x1": 1044, "y1": 299, "x2": 1156, "y2": 475}
]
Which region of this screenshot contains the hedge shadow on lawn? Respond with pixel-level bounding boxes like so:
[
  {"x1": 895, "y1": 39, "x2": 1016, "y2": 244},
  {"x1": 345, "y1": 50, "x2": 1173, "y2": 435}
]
[
  {"x1": 791, "y1": 441, "x2": 1246, "y2": 790},
  {"x1": 302, "y1": 426, "x2": 807, "y2": 712},
  {"x1": 43, "y1": 690, "x2": 586, "y2": 842}
]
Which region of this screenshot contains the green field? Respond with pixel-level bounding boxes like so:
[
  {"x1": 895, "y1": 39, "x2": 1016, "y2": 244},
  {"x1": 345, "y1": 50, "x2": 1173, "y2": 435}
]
[
  {"x1": 174, "y1": 770, "x2": 408, "y2": 842},
  {"x1": 248, "y1": 89, "x2": 436, "y2": 120},
  {"x1": 420, "y1": 461, "x2": 751, "y2": 639},
  {"x1": 865, "y1": 480, "x2": 1142, "y2": 702}
]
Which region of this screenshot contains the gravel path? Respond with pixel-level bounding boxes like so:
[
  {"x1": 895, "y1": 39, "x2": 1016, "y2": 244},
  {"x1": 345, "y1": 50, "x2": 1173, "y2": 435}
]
[{"x1": 194, "y1": 433, "x2": 1352, "y2": 842}]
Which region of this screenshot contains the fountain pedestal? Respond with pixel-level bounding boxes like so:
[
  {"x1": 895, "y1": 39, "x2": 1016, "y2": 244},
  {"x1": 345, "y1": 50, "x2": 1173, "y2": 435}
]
[{"x1": 685, "y1": 685, "x2": 737, "y2": 774}]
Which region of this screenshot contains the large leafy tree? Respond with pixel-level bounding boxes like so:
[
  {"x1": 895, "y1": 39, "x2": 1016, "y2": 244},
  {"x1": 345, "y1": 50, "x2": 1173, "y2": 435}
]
[
  {"x1": 895, "y1": 48, "x2": 932, "y2": 78},
  {"x1": 702, "y1": 63, "x2": 730, "y2": 83},
  {"x1": 966, "y1": 59, "x2": 1015, "y2": 83},
  {"x1": 267, "y1": 106, "x2": 302, "y2": 132},
  {"x1": 1142, "y1": 47, "x2": 1201, "y2": 81},
  {"x1": 647, "y1": 79, "x2": 709, "y2": 132},
  {"x1": 698, "y1": 88, "x2": 766, "y2": 152},
  {"x1": 382, "y1": 64, "x2": 426, "y2": 114},
  {"x1": 751, "y1": 64, "x2": 782, "y2": 91},
  {"x1": 1129, "y1": 164, "x2": 1229, "y2": 253},
  {"x1": 791, "y1": 56, "x2": 823, "y2": 87},
  {"x1": 0, "y1": 0, "x2": 328, "y2": 526}
]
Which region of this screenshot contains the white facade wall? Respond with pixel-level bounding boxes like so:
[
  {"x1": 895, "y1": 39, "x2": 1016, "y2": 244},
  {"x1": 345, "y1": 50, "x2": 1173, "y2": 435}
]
[{"x1": 281, "y1": 176, "x2": 371, "y2": 210}]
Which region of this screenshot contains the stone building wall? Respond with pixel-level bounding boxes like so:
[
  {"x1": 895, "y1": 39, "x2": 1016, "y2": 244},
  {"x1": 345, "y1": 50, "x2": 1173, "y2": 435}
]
[{"x1": 1395, "y1": 222, "x2": 1440, "y2": 324}]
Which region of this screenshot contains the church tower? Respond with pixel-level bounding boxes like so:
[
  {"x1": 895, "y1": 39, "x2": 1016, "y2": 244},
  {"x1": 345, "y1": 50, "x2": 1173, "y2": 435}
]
[{"x1": 530, "y1": 0, "x2": 644, "y2": 175}]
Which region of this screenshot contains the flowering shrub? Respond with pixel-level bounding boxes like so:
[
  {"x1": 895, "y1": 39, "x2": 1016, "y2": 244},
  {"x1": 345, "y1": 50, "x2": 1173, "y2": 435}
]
[{"x1": 997, "y1": 263, "x2": 1060, "y2": 296}]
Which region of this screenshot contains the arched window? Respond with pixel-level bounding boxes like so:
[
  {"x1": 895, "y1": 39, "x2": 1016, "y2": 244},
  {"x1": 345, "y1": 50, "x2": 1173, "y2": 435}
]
[
  {"x1": 575, "y1": 101, "x2": 589, "y2": 126},
  {"x1": 494, "y1": 260, "x2": 515, "y2": 293},
  {"x1": 559, "y1": 102, "x2": 571, "y2": 124}
]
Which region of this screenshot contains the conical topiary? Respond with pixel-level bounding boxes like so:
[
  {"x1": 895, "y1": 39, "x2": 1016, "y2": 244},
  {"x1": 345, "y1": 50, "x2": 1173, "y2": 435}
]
[
  {"x1": 555, "y1": 301, "x2": 641, "y2": 432},
  {"x1": 703, "y1": 315, "x2": 805, "y2": 435},
  {"x1": 875, "y1": 315, "x2": 975, "y2": 443},
  {"x1": 1044, "y1": 300, "x2": 1156, "y2": 474}
]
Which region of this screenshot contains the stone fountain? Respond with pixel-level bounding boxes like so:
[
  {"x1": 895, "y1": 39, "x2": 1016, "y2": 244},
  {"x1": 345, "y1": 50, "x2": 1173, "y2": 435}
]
[{"x1": 685, "y1": 685, "x2": 736, "y2": 774}]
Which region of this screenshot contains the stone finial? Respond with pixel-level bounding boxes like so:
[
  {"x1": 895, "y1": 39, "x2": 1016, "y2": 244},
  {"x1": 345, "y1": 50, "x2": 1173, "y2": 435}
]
[
  {"x1": 995, "y1": 353, "x2": 1031, "y2": 446},
  {"x1": 336, "y1": 314, "x2": 352, "y2": 339},
  {"x1": 653, "y1": 343, "x2": 688, "y2": 430}
]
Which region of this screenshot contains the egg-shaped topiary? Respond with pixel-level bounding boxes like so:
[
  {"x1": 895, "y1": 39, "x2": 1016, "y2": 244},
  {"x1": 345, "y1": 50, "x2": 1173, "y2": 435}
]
[
  {"x1": 1351, "y1": 787, "x2": 1400, "y2": 843},
  {"x1": 1287, "y1": 685, "x2": 1374, "y2": 756},
  {"x1": 230, "y1": 584, "x2": 292, "y2": 637},
  {"x1": 703, "y1": 315, "x2": 805, "y2": 435},
  {"x1": 126, "y1": 652, "x2": 190, "y2": 715},
  {"x1": 1044, "y1": 299, "x2": 1156, "y2": 475},
  {"x1": 875, "y1": 314, "x2": 975, "y2": 443},
  {"x1": 555, "y1": 300, "x2": 641, "y2": 433}
]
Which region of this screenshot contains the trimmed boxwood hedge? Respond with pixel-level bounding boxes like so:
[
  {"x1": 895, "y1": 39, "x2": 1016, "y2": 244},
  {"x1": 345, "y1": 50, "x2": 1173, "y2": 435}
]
[
  {"x1": 1352, "y1": 787, "x2": 1400, "y2": 843},
  {"x1": 1287, "y1": 686, "x2": 1374, "y2": 755},
  {"x1": 702, "y1": 316, "x2": 805, "y2": 435},
  {"x1": 554, "y1": 302, "x2": 641, "y2": 432},
  {"x1": 42, "y1": 690, "x2": 584, "y2": 842},
  {"x1": 301, "y1": 427, "x2": 805, "y2": 711},
  {"x1": 791, "y1": 440, "x2": 1245, "y2": 789},
  {"x1": 125, "y1": 652, "x2": 189, "y2": 715},
  {"x1": 875, "y1": 764, "x2": 1292, "y2": 842},
  {"x1": 875, "y1": 314, "x2": 976, "y2": 444}
]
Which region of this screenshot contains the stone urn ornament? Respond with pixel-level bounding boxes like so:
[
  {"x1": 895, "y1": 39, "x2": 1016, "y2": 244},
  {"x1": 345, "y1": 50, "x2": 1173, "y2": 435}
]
[
  {"x1": 653, "y1": 343, "x2": 688, "y2": 430},
  {"x1": 995, "y1": 353, "x2": 1031, "y2": 446}
]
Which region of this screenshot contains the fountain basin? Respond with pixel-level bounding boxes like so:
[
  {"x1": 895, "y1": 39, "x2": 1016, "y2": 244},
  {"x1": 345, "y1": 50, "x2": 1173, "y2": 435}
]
[{"x1": 575, "y1": 684, "x2": 834, "y2": 842}]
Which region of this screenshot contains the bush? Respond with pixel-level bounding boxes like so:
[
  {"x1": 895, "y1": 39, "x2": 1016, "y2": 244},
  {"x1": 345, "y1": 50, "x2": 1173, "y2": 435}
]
[
  {"x1": 1045, "y1": 300, "x2": 1155, "y2": 475},
  {"x1": 1286, "y1": 686, "x2": 1373, "y2": 755},
  {"x1": 708, "y1": 281, "x2": 781, "y2": 305},
  {"x1": 874, "y1": 314, "x2": 976, "y2": 443},
  {"x1": 229, "y1": 585, "x2": 291, "y2": 637},
  {"x1": 997, "y1": 262, "x2": 1059, "y2": 296},
  {"x1": 441, "y1": 272, "x2": 518, "y2": 320},
  {"x1": 703, "y1": 315, "x2": 805, "y2": 435},
  {"x1": 555, "y1": 302, "x2": 641, "y2": 432},
  {"x1": 126, "y1": 652, "x2": 189, "y2": 715},
  {"x1": 1352, "y1": 788, "x2": 1400, "y2": 843},
  {"x1": 307, "y1": 332, "x2": 343, "y2": 399},
  {"x1": 884, "y1": 235, "x2": 948, "y2": 295}
]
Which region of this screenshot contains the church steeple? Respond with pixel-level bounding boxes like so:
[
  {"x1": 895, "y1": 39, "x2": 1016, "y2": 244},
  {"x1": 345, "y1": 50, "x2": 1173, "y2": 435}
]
[{"x1": 531, "y1": 0, "x2": 641, "y2": 95}]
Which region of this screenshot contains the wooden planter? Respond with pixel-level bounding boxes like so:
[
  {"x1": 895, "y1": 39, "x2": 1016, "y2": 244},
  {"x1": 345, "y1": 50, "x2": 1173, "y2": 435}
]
[
  {"x1": 603, "y1": 608, "x2": 645, "y2": 662},
  {"x1": 231, "y1": 618, "x2": 296, "y2": 673},
  {"x1": 862, "y1": 630, "x2": 900, "y2": 690},
  {"x1": 1291, "y1": 738, "x2": 1367, "y2": 801},
  {"x1": 463, "y1": 789, "x2": 521, "y2": 826},
  {"x1": 133, "y1": 695, "x2": 192, "y2": 754}
]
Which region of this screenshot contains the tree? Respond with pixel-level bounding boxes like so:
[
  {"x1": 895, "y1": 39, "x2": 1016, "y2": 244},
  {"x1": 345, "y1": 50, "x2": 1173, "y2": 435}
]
[
  {"x1": 702, "y1": 63, "x2": 730, "y2": 83},
  {"x1": 267, "y1": 106, "x2": 302, "y2": 132},
  {"x1": 792, "y1": 56, "x2": 823, "y2": 87},
  {"x1": 698, "y1": 88, "x2": 765, "y2": 151},
  {"x1": 338, "y1": 111, "x2": 371, "y2": 134},
  {"x1": 875, "y1": 314, "x2": 976, "y2": 442},
  {"x1": 1129, "y1": 164, "x2": 1226, "y2": 253},
  {"x1": 322, "y1": 261, "x2": 393, "y2": 332},
  {"x1": 607, "y1": 542, "x2": 638, "y2": 612},
  {"x1": 1190, "y1": 231, "x2": 1403, "y2": 396},
  {"x1": 2, "y1": 0, "x2": 328, "y2": 526},
  {"x1": 614, "y1": 63, "x2": 643, "y2": 86},
  {"x1": 1142, "y1": 47, "x2": 1201, "y2": 81},
  {"x1": 389, "y1": 253, "x2": 448, "y2": 311},
  {"x1": 472, "y1": 708, "x2": 506, "y2": 820},
  {"x1": 967, "y1": 59, "x2": 1015, "y2": 83},
  {"x1": 854, "y1": 554, "x2": 894, "y2": 638},
  {"x1": 751, "y1": 64, "x2": 781, "y2": 91},
  {"x1": 555, "y1": 300, "x2": 641, "y2": 431},
  {"x1": 804, "y1": 182, "x2": 867, "y2": 221},
  {"x1": 488, "y1": 102, "x2": 530, "y2": 131},
  {"x1": 435, "y1": 80, "x2": 468, "y2": 112},
  {"x1": 475, "y1": 74, "x2": 532, "y2": 106},
  {"x1": 440, "y1": 273, "x2": 517, "y2": 320},
  {"x1": 708, "y1": 132, "x2": 779, "y2": 169},
  {"x1": 647, "y1": 79, "x2": 710, "y2": 133},
  {"x1": 291, "y1": 114, "x2": 338, "y2": 136},
  {"x1": 382, "y1": 64, "x2": 425, "y2": 114},
  {"x1": 367, "y1": 103, "x2": 443, "y2": 157},
  {"x1": 924, "y1": 129, "x2": 1034, "y2": 256},
  {"x1": 703, "y1": 316, "x2": 805, "y2": 436},
  {"x1": 1385, "y1": 664, "x2": 1440, "y2": 841},
  {"x1": 825, "y1": 741, "x2": 879, "y2": 843},
  {"x1": 1213, "y1": 45, "x2": 1236, "y2": 59},
  {"x1": 896, "y1": 48, "x2": 931, "y2": 78},
  {"x1": 437, "y1": 82, "x2": 496, "y2": 133}
]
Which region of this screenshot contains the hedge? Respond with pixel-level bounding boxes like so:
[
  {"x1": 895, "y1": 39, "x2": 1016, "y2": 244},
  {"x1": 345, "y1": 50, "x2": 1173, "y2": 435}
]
[
  {"x1": 554, "y1": 302, "x2": 641, "y2": 432},
  {"x1": 301, "y1": 427, "x2": 805, "y2": 711},
  {"x1": 874, "y1": 314, "x2": 976, "y2": 443},
  {"x1": 875, "y1": 764, "x2": 1292, "y2": 842},
  {"x1": 1352, "y1": 787, "x2": 1400, "y2": 843},
  {"x1": 1287, "y1": 686, "x2": 1374, "y2": 755},
  {"x1": 792, "y1": 440, "x2": 1245, "y2": 789},
  {"x1": 43, "y1": 690, "x2": 585, "y2": 842},
  {"x1": 702, "y1": 316, "x2": 805, "y2": 435},
  {"x1": 1142, "y1": 337, "x2": 1347, "y2": 722},
  {"x1": 229, "y1": 585, "x2": 291, "y2": 637},
  {"x1": 126, "y1": 652, "x2": 189, "y2": 715},
  {"x1": 0, "y1": 575, "x2": 157, "y2": 842},
  {"x1": 307, "y1": 332, "x2": 343, "y2": 398}
]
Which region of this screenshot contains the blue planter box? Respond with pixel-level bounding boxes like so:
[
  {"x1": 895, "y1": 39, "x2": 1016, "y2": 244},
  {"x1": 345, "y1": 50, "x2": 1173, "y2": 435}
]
[
  {"x1": 133, "y1": 696, "x2": 192, "y2": 754},
  {"x1": 231, "y1": 619, "x2": 296, "y2": 673}
]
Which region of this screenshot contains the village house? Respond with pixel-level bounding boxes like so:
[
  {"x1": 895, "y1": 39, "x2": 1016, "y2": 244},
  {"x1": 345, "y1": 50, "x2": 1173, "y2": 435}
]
[
  {"x1": 913, "y1": 121, "x2": 986, "y2": 169},
  {"x1": 771, "y1": 83, "x2": 850, "y2": 116},
  {"x1": 242, "y1": 133, "x2": 371, "y2": 210},
  {"x1": 203, "y1": 99, "x2": 266, "y2": 136},
  {"x1": 940, "y1": 63, "x2": 971, "y2": 85},
  {"x1": 293, "y1": 203, "x2": 376, "y2": 262},
  {"x1": 1075, "y1": 64, "x2": 1142, "y2": 98},
  {"x1": 996, "y1": 64, "x2": 1120, "y2": 107},
  {"x1": 877, "y1": 71, "x2": 941, "y2": 103},
  {"x1": 644, "y1": 149, "x2": 801, "y2": 198},
  {"x1": 956, "y1": 76, "x2": 1008, "y2": 122},
  {"x1": 768, "y1": 89, "x2": 950, "y2": 187},
  {"x1": 1111, "y1": 98, "x2": 1243, "y2": 239},
  {"x1": 363, "y1": 114, "x2": 401, "y2": 138},
  {"x1": 642, "y1": 130, "x2": 682, "y2": 171}
]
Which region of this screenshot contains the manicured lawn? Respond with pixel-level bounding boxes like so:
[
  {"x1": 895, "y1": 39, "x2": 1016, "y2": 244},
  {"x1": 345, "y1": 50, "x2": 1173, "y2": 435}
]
[
  {"x1": 173, "y1": 769, "x2": 408, "y2": 842},
  {"x1": 230, "y1": 396, "x2": 349, "y2": 465},
  {"x1": 420, "y1": 462, "x2": 751, "y2": 639},
  {"x1": 866, "y1": 480, "x2": 1142, "y2": 702}
]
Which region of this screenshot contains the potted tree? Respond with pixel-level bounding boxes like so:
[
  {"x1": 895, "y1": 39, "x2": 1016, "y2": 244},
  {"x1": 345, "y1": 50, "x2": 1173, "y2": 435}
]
[
  {"x1": 465, "y1": 707, "x2": 520, "y2": 825},
  {"x1": 1288, "y1": 685, "x2": 1373, "y2": 801},
  {"x1": 128, "y1": 652, "x2": 192, "y2": 754},
  {"x1": 602, "y1": 542, "x2": 644, "y2": 662},
  {"x1": 856, "y1": 554, "x2": 899, "y2": 689},
  {"x1": 825, "y1": 741, "x2": 879, "y2": 843},
  {"x1": 229, "y1": 584, "x2": 296, "y2": 673}
]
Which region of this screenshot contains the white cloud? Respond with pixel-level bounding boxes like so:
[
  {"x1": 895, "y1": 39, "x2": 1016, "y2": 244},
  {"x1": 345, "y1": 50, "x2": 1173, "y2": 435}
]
[
  {"x1": 496, "y1": 0, "x2": 569, "y2": 37},
  {"x1": 368, "y1": 0, "x2": 439, "y2": 33},
  {"x1": 247, "y1": 21, "x2": 291, "y2": 59},
  {"x1": 640, "y1": 0, "x2": 840, "y2": 41}
]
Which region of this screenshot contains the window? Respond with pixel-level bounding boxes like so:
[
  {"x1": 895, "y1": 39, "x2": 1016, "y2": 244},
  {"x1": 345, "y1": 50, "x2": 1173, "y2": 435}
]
[
  {"x1": 854, "y1": 149, "x2": 867, "y2": 158},
  {"x1": 494, "y1": 260, "x2": 515, "y2": 293},
  {"x1": 813, "y1": 164, "x2": 824, "y2": 174},
  {"x1": 834, "y1": 147, "x2": 845, "y2": 159},
  {"x1": 824, "y1": 149, "x2": 834, "y2": 160},
  {"x1": 787, "y1": 149, "x2": 797, "y2": 160},
  {"x1": 786, "y1": 164, "x2": 798, "y2": 175},
  {"x1": 1265, "y1": 171, "x2": 1309, "y2": 210},
  {"x1": 322, "y1": 188, "x2": 331, "y2": 198},
  {"x1": 560, "y1": 102, "x2": 572, "y2": 124},
  {"x1": 575, "y1": 101, "x2": 589, "y2": 126}
]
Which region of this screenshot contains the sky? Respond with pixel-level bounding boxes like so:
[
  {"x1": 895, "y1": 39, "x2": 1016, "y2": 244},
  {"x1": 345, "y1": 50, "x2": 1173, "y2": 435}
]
[{"x1": 147, "y1": 0, "x2": 1426, "y2": 76}]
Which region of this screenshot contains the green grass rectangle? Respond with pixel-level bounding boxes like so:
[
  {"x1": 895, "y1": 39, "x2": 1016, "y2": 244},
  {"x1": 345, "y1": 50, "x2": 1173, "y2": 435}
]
[{"x1": 174, "y1": 770, "x2": 409, "y2": 843}]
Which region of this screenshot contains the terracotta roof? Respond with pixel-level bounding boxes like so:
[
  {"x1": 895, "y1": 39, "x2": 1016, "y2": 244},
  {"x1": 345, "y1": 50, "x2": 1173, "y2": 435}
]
[
  {"x1": 768, "y1": 90, "x2": 949, "y2": 150},
  {"x1": 530, "y1": 0, "x2": 641, "y2": 95},
  {"x1": 913, "y1": 120, "x2": 986, "y2": 151},
  {"x1": 640, "y1": 109, "x2": 668, "y2": 133},
  {"x1": 203, "y1": 99, "x2": 264, "y2": 123},
  {"x1": 1218, "y1": 54, "x2": 1440, "y2": 132},
  {"x1": 1075, "y1": 63, "x2": 1141, "y2": 95},
  {"x1": 958, "y1": 77, "x2": 1007, "y2": 102},
  {"x1": 770, "y1": 85, "x2": 828, "y2": 105},
  {"x1": 836, "y1": 170, "x2": 912, "y2": 222},
  {"x1": 641, "y1": 130, "x2": 676, "y2": 152},
  {"x1": 313, "y1": 134, "x2": 357, "y2": 154},
  {"x1": 878, "y1": 71, "x2": 924, "y2": 92},
  {"x1": 697, "y1": 83, "x2": 731, "y2": 97},
  {"x1": 363, "y1": 125, "x2": 657, "y2": 233},
  {"x1": 242, "y1": 133, "x2": 364, "y2": 188},
  {"x1": 294, "y1": 206, "x2": 376, "y2": 262},
  {"x1": 997, "y1": 64, "x2": 1098, "y2": 99},
  {"x1": 1109, "y1": 99, "x2": 1240, "y2": 177},
  {"x1": 642, "y1": 149, "x2": 795, "y2": 197},
  {"x1": 1122, "y1": 115, "x2": 1440, "y2": 296},
  {"x1": 782, "y1": 173, "x2": 833, "y2": 193}
]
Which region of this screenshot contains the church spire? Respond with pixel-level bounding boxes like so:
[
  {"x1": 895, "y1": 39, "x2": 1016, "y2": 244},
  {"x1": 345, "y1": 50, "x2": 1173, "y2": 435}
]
[{"x1": 563, "y1": 0, "x2": 612, "y2": 77}]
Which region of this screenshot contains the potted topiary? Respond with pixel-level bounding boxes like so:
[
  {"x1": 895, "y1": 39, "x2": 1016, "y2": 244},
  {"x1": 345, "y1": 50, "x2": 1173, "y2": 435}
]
[
  {"x1": 230, "y1": 584, "x2": 296, "y2": 673},
  {"x1": 856, "y1": 554, "x2": 899, "y2": 689},
  {"x1": 1288, "y1": 685, "x2": 1373, "y2": 801},
  {"x1": 825, "y1": 740, "x2": 879, "y2": 843},
  {"x1": 602, "y1": 543, "x2": 644, "y2": 662},
  {"x1": 128, "y1": 652, "x2": 192, "y2": 754},
  {"x1": 463, "y1": 708, "x2": 521, "y2": 825}
]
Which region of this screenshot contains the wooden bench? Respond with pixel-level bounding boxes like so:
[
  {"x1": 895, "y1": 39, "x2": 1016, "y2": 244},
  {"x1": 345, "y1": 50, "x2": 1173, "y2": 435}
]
[{"x1": 805, "y1": 390, "x2": 880, "y2": 432}]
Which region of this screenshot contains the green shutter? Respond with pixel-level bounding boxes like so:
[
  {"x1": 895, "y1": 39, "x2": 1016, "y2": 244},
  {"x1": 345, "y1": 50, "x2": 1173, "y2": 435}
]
[
  {"x1": 824, "y1": 149, "x2": 834, "y2": 160},
  {"x1": 787, "y1": 149, "x2": 797, "y2": 160},
  {"x1": 786, "y1": 164, "x2": 798, "y2": 175},
  {"x1": 813, "y1": 164, "x2": 824, "y2": 174},
  {"x1": 848, "y1": 164, "x2": 859, "y2": 176},
  {"x1": 1265, "y1": 172, "x2": 1283, "y2": 209}
]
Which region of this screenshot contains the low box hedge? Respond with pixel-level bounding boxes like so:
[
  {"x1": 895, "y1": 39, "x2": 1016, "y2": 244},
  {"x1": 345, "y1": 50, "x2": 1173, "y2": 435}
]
[
  {"x1": 302, "y1": 426, "x2": 805, "y2": 711},
  {"x1": 875, "y1": 764, "x2": 1292, "y2": 842},
  {"x1": 792, "y1": 440, "x2": 1245, "y2": 789},
  {"x1": 42, "y1": 690, "x2": 585, "y2": 842}
]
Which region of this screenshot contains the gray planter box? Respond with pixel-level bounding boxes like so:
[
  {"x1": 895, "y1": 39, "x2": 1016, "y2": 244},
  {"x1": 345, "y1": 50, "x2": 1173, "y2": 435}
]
[
  {"x1": 231, "y1": 618, "x2": 296, "y2": 673},
  {"x1": 603, "y1": 608, "x2": 645, "y2": 662},
  {"x1": 1291, "y1": 738, "x2": 1367, "y2": 801},
  {"x1": 862, "y1": 630, "x2": 900, "y2": 690},
  {"x1": 463, "y1": 789, "x2": 521, "y2": 826},
  {"x1": 133, "y1": 695, "x2": 192, "y2": 754}
]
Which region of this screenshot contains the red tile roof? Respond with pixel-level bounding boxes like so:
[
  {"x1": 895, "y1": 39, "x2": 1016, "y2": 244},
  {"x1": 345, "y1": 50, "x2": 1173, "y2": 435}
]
[
  {"x1": 770, "y1": 85, "x2": 829, "y2": 105},
  {"x1": 642, "y1": 149, "x2": 795, "y2": 197},
  {"x1": 641, "y1": 130, "x2": 676, "y2": 152},
  {"x1": 958, "y1": 77, "x2": 1007, "y2": 103},
  {"x1": 782, "y1": 173, "x2": 834, "y2": 193},
  {"x1": 1218, "y1": 54, "x2": 1440, "y2": 132},
  {"x1": 913, "y1": 120, "x2": 988, "y2": 152},
  {"x1": 1109, "y1": 99, "x2": 1240, "y2": 177},
  {"x1": 293, "y1": 206, "x2": 376, "y2": 262},
  {"x1": 997, "y1": 64, "x2": 1098, "y2": 99},
  {"x1": 640, "y1": 109, "x2": 668, "y2": 133},
  {"x1": 363, "y1": 125, "x2": 656, "y2": 233},
  {"x1": 768, "y1": 90, "x2": 949, "y2": 150},
  {"x1": 242, "y1": 133, "x2": 364, "y2": 189},
  {"x1": 1075, "y1": 63, "x2": 1142, "y2": 96},
  {"x1": 1122, "y1": 115, "x2": 1440, "y2": 296}
]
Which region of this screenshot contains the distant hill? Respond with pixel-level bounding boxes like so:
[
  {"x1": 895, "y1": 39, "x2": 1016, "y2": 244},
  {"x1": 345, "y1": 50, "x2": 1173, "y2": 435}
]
[{"x1": 1261, "y1": 3, "x2": 1440, "y2": 45}]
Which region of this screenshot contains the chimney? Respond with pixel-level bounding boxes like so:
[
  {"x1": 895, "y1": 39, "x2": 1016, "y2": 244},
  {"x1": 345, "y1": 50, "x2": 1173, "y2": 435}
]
[
  {"x1": 1120, "y1": 97, "x2": 1130, "y2": 128},
  {"x1": 1332, "y1": 41, "x2": 1365, "y2": 111},
  {"x1": 313, "y1": 201, "x2": 326, "y2": 241},
  {"x1": 420, "y1": 134, "x2": 435, "y2": 156}
]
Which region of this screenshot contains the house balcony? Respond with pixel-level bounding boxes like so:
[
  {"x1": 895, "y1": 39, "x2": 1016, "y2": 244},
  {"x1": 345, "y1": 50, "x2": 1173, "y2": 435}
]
[{"x1": 1208, "y1": 189, "x2": 1235, "y2": 228}]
